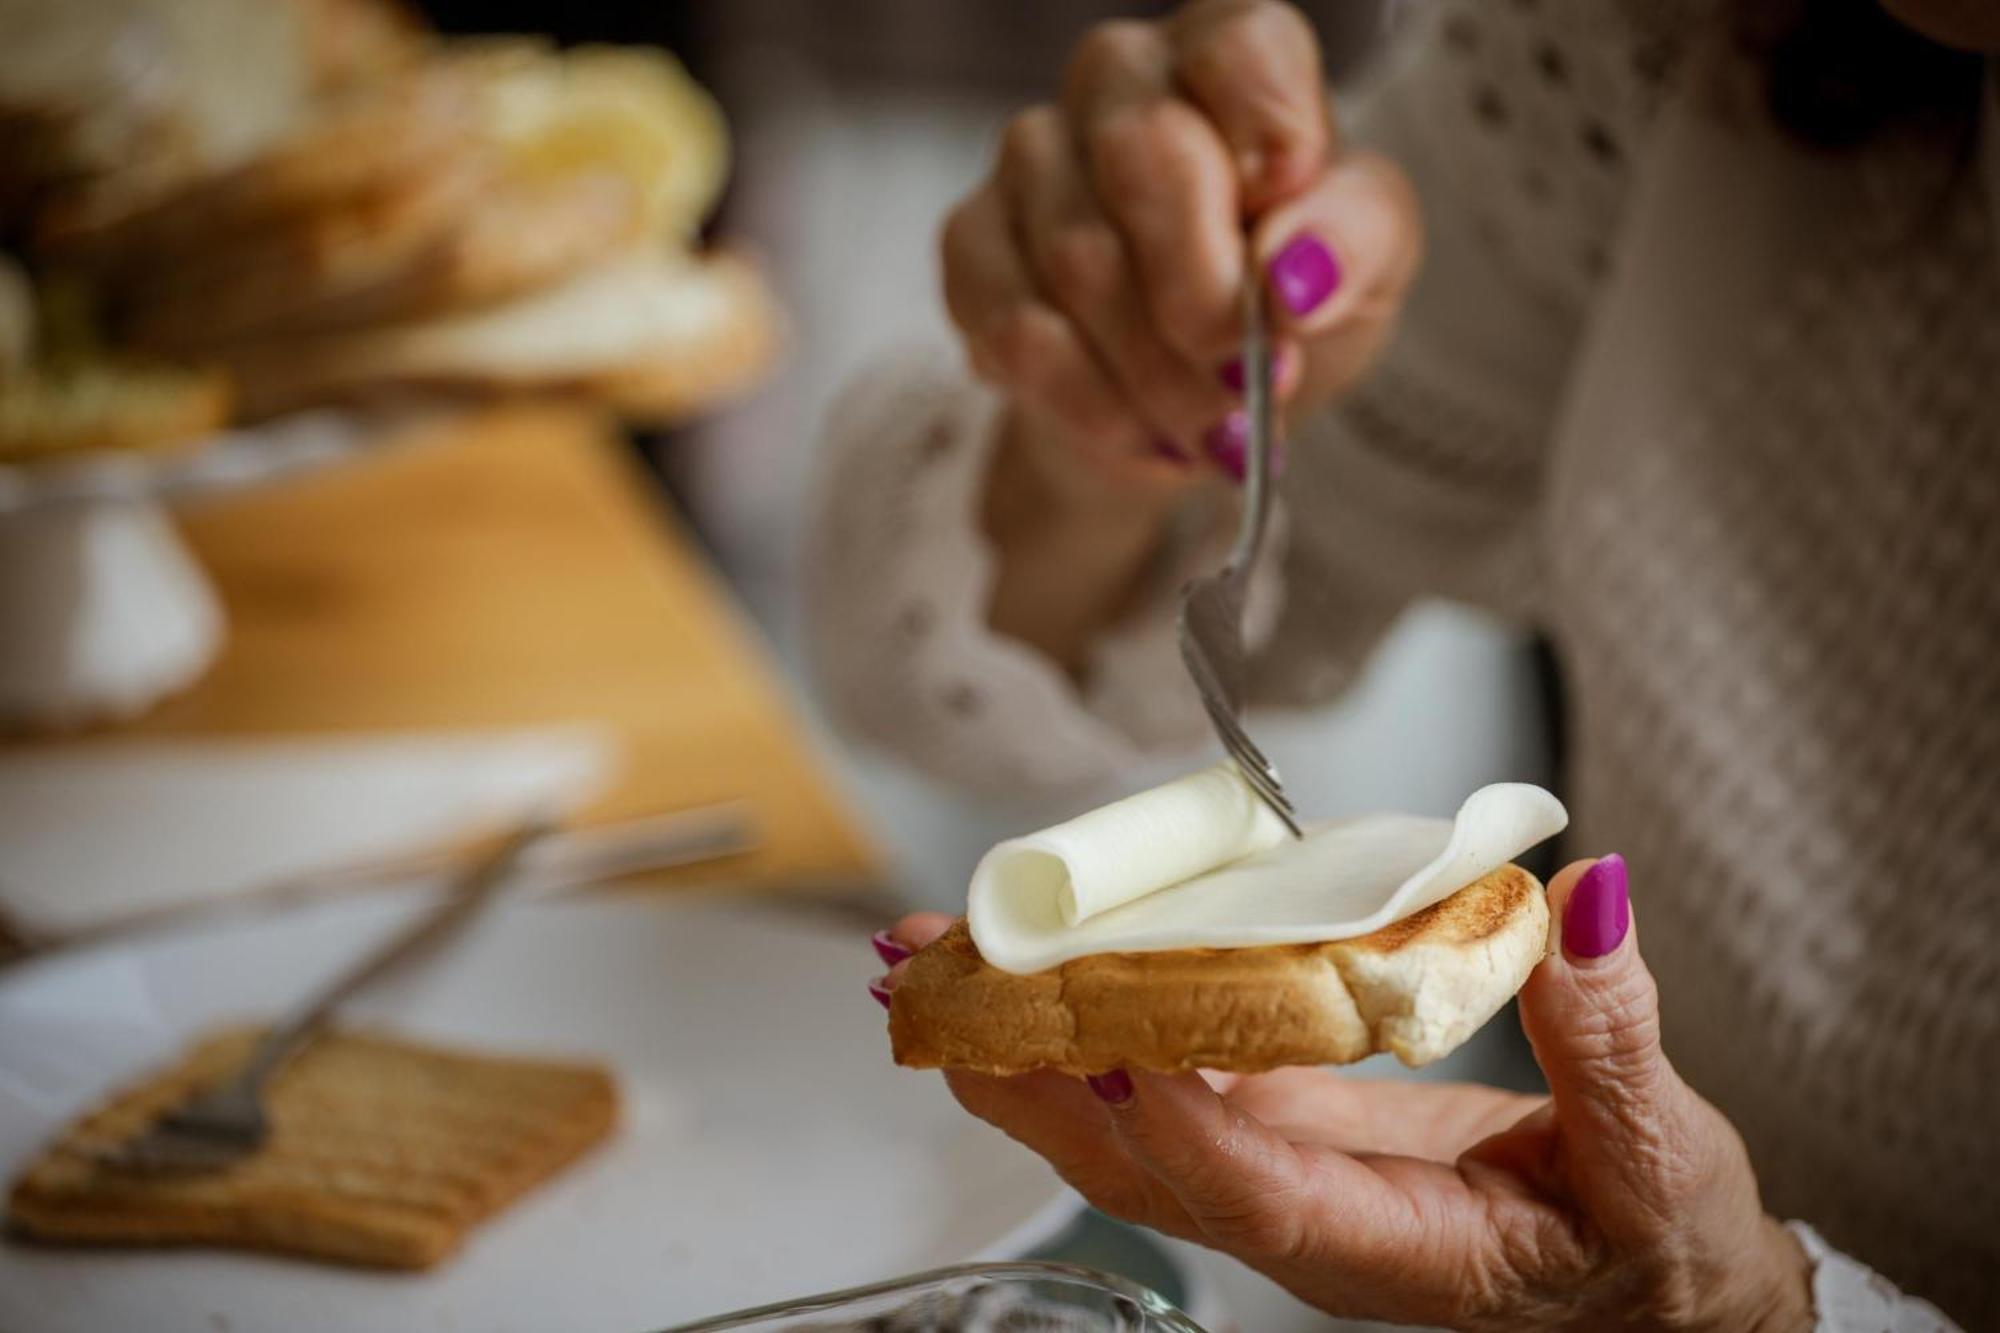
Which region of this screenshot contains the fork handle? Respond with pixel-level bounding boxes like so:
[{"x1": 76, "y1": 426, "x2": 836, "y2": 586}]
[
  {"x1": 1224, "y1": 280, "x2": 1278, "y2": 583},
  {"x1": 237, "y1": 818, "x2": 552, "y2": 1089}
]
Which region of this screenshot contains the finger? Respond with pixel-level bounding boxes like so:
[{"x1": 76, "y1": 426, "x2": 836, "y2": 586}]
[
  {"x1": 1519, "y1": 856, "x2": 1701, "y2": 1214},
  {"x1": 1168, "y1": 0, "x2": 1333, "y2": 210},
  {"x1": 940, "y1": 180, "x2": 1139, "y2": 452},
  {"x1": 1219, "y1": 337, "x2": 1306, "y2": 401},
  {"x1": 1001, "y1": 106, "x2": 1237, "y2": 451},
  {"x1": 1226, "y1": 1069, "x2": 1543, "y2": 1161},
  {"x1": 1103, "y1": 1071, "x2": 1578, "y2": 1325},
  {"x1": 1459, "y1": 1100, "x2": 1565, "y2": 1198},
  {"x1": 1219, "y1": 1067, "x2": 1380, "y2": 1150},
  {"x1": 945, "y1": 1069, "x2": 1203, "y2": 1238},
  {"x1": 1251, "y1": 150, "x2": 1421, "y2": 343},
  {"x1": 878, "y1": 912, "x2": 953, "y2": 962},
  {"x1": 1092, "y1": 1069, "x2": 1409, "y2": 1263},
  {"x1": 1064, "y1": 25, "x2": 1246, "y2": 364},
  {"x1": 870, "y1": 913, "x2": 955, "y2": 1008}
]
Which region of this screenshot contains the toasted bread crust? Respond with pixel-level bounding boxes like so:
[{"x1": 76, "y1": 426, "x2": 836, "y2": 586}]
[
  {"x1": 225, "y1": 249, "x2": 778, "y2": 421},
  {"x1": 119, "y1": 167, "x2": 646, "y2": 354},
  {"x1": 7, "y1": 1028, "x2": 617, "y2": 1269},
  {"x1": 0, "y1": 364, "x2": 231, "y2": 462},
  {"x1": 890, "y1": 864, "x2": 1549, "y2": 1075}
]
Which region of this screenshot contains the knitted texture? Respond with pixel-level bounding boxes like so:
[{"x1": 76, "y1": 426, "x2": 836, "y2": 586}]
[{"x1": 1553, "y1": 169, "x2": 1999, "y2": 1323}]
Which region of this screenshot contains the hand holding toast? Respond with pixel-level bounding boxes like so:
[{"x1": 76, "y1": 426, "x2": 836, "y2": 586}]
[{"x1": 875, "y1": 858, "x2": 1815, "y2": 1332}]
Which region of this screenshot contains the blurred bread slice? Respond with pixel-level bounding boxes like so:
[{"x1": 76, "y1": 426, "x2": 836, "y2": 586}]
[
  {"x1": 227, "y1": 250, "x2": 779, "y2": 423},
  {"x1": 477, "y1": 43, "x2": 727, "y2": 245},
  {"x1": 64, "y1": 42, "x2": 728, "y2": 356},
  {"x1": 45, "y1": 40, "x2": 721, "y2": 268},
  {"x1": 0, "y1": 0, "x2": 425, "y2": 237},
  {"x1": 890, "y1": 864, "x2": 1551, "y2": 1076},
  {"x1": 0, "y1": 361, "x2": 229, "y2": 463},
  {"x1": 118, "y1": 163, "x2": 646, "y2": 354},
  {"x1": 0, "y1": 255, "x2": 32, "y2": 376},
  {"x1": 0, "y1": 3, "x2": 209, "y2": 229},
  {"x1": 9, "y1": 1027, "x2": 617, "y2": 1270},
  {"x1": 37, "y1": 61, "x2": 483, "y2": 265},
  {"x1": 300, "y1": 0, "x2": 427, "y2": 95}
]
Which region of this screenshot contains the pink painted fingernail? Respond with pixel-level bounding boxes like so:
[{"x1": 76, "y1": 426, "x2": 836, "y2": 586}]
[
  {"x1": 1204, "y1": 412, "x2": 1248, "y2": 482},
  {"x1": 1219, "y1": 345, "x2": 1294, "y2": 395},
  {"x1": 1086, "y1": 1070, "x2": 1134, "y2": 1105},
  {"x1": 867, "y1": 978, "x2": 892, "y2": 1010},
  {"x1": 871, "y1": 930, "x2": 911, "y2": 967},
  {"x1": 1268, "y1": 232, "x2": 1341, "y2": 316},
  {"x1": 1562, "y1": 854, "x2": 1630, "y2": 961},
  {"x1": 1204, "y1": 412, "x2": 1285, "y2": 484},
  {"x1": 1151, "y1": 437, "x2": 1195, "y2": 466}
]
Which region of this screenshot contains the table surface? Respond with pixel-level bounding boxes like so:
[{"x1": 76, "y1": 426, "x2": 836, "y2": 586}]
[{"x1": 59, "y1": 404, "x2": 881, "y2": 893}]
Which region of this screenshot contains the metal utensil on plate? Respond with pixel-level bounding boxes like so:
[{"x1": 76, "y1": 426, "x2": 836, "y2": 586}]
[
  {"x1": 1175, "y1": 280, "x2": 1303, "y2": 838},
  {"x1": 93, "y1": 818, "x2": 553, "y2": 1174},
  {"x1": 2, "y1": 803, "x2": 759, "y2": 961}
]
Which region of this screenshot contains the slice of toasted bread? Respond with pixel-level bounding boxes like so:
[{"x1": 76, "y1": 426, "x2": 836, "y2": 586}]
[
  {"x1": 0, "y1": 361, "x2": 230, "y2": 463},
  {"x1": 470, "y1": 42, "x2": 728, "y2": 246},
  {"x1": 225, "y1": 249, "x2": 779, "y2": 422},
  {"x1": 890, "y1": 864, "x2": 1550, "y2": 1076},
  {"x1": 36, "y1": 60, "x2": 482, "y2": 264},
  {"x1": 301, "y1": 0, "x2": 430, "y2": 96},
  {"x1": 7, "y1": 1027, "x2": 617, "y2": 1270},
  {"x1": 116, "y1": 165, "x2": 647, "y2": 354}
]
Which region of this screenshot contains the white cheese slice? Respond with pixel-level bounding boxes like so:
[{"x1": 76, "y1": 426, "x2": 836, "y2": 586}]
[{"x1": 968, "y1": 769, "x2": 1568, "y2": 974}]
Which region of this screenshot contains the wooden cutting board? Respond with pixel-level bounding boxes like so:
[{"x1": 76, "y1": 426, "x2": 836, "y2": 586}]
[{"x1": 86, "y1": 403, "x2": 880, "y2": 892}]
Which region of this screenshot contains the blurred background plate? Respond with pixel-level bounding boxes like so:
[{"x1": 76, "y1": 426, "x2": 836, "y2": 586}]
[{"x1": 0, "y1": 891, "x2": 1076, "y2": 1332}]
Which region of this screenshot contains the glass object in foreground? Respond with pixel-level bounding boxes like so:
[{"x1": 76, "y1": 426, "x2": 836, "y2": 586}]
[{"x1": 664, "y1": 1261, "x2": 1209, "y2": 1331}]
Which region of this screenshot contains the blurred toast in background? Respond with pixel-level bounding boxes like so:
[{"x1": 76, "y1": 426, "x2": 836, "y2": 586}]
[
  {"x1": 8, "y1": 1026, "x2": 618, "y2": 1270},
  {"x1": 0, "y1": 0, "x2": 775, "y2": 458},
  {"x1": 0, "y1": 250, "x2": 231, "y2": 463},
  {"x1": 225, "y1": 249, "x2": 778, "y2": 421}
]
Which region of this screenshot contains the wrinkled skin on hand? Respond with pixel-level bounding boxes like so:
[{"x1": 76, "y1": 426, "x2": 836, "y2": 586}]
[{"x1": 875, "y1": 859, "x2": 1814, "y2": 1332}]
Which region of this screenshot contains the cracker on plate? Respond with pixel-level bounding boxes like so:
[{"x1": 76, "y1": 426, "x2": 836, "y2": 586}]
[{"x1": 7, "y1": 1027, "x2": 618, "y2": 1269}]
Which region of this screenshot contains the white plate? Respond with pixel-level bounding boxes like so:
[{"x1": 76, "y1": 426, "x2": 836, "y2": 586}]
[{"x1": 0, "y1": 892, "x2": 1075, "y2": 1332}]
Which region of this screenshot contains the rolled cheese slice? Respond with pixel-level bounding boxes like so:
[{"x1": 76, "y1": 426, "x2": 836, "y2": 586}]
[
  {"x1": 969, "y1": 772, "x2": 1568, "y2": 974},
  {"x1": 968, "y1": 764, "x2": 1287, "y2": 938}
]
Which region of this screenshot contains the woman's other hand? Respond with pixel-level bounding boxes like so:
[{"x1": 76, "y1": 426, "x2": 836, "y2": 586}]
[
  {"x1": 870, "y1": 858, "x2": 1815, "y2": 1332},
  {"x1": 945, "y1": 0, "x2": 1421, "y2": 492},
  {"x1": 951, "y1": 1, "x2": 1421, "y2": 673}
]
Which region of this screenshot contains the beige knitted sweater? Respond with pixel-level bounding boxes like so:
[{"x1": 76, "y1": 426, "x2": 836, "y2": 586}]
[{"x1": 808, "y1": 2, "x2": 1998, "y2": 1324}]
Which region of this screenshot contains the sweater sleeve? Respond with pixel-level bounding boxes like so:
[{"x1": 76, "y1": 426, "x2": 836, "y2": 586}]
[
  {"x1": 1789, "y1": 1223, "x2": 1965, "y2": 1332},
  {"x1": 804, "y1": 352, "x2": 1251, "y2": 801}
]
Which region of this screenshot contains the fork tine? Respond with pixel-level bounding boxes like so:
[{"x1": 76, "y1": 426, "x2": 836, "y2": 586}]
[
  {"x1": 1233, "y1": 761, "x2": 1304, "y2": 837},
  {"x1": 1229, "y1": 742, "x2": 1296, "y2": 816},
  {"x1": 1201, "y1": 695, "x2": 1283, "y2": 781},
  {"x1": 1201, "y1": 697, "x2": 1291, "y2": 800},
  {"x1": 1207, "y1": 714, "x2": 1304, "y2": 835},
  {"x1": 1222, "y1": 720, "x2": 1284, "y2": 788},
  {"x1": 1201, "y1": 699, "x2": 1303, "y2": 819}
]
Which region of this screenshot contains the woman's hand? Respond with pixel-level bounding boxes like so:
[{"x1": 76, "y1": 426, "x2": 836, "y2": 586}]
[
  {"x1": 871, "y1": 858, "x2": 1816, "y2": 1332},
  {"x1": 955, "y1": 0, "x2": 1422, "y2": 670},
  {"x1": 948, "y1": 0, "x2": 1420, "y2": 487}
]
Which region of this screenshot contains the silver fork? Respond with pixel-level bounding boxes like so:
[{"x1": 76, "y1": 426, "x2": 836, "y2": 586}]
[
  {"x1": 1176, "y1": 279, "x2": 1304, "y2": 839},
  {"x1": 92, "y1": 818, "x2": 552, "y2": 1174}
]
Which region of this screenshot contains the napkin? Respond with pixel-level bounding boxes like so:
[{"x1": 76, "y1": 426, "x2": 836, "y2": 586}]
[{"x1": 0, "y1": 728, "x2": 617, "y2": 939}]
